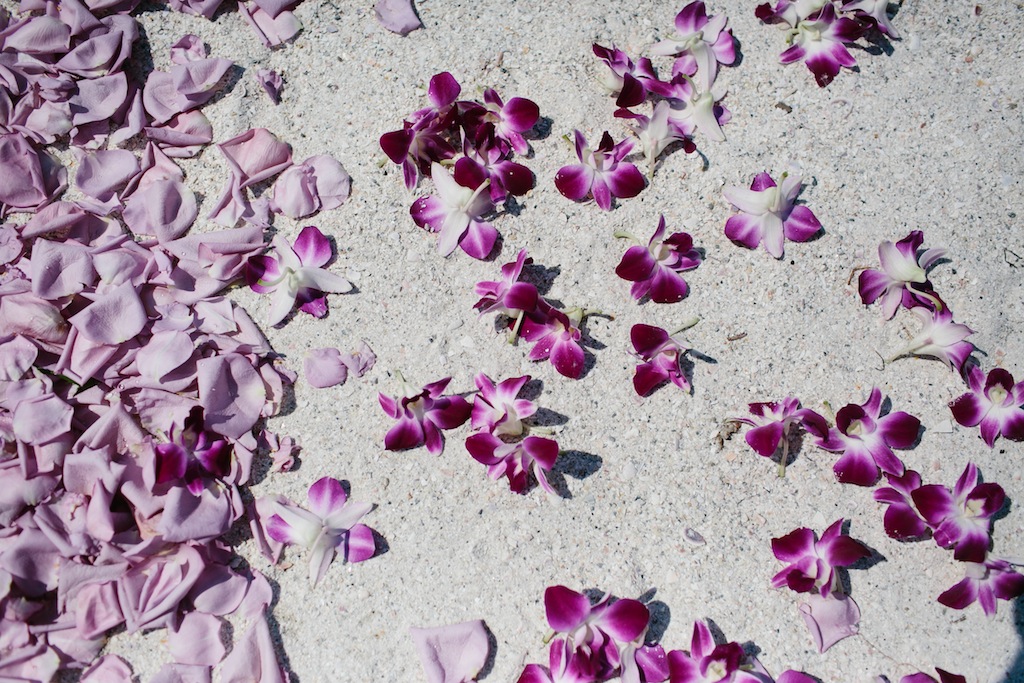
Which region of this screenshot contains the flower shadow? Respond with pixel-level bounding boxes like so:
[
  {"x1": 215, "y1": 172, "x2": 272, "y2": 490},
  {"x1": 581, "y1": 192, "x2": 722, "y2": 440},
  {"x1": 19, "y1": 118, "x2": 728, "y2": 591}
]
[
  {"x1": 477, "y1": 622, "x2": 499, "y2": 680},
  {"x1": 547, "y1": 450, "x2": 603, "y2": 499}
]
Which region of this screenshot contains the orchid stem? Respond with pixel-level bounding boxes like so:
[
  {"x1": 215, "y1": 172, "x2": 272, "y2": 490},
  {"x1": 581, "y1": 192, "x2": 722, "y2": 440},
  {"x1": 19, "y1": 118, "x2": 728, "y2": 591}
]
[
  {"x1": 777, "y1": 427, "x2": 790, "y2": 478},
  {"x1": 613, "y1": 229, "x2": 639, "y2": 242},
  {"x1": 508, "y1": 310, "x2": 525, "y2": 345},
  {"x1": 672, "y1": 316, "x2": 701, "y2": 335}
]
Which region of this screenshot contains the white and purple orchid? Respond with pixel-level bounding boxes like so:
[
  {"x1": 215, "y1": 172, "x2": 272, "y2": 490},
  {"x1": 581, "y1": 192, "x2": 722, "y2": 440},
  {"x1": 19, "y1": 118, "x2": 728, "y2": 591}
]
[
  {"x1": 410, "y1": 162, "x2": 498, "y2": 259},
  {"x1": 649, "y1": 1, "x2": 737, "y2": 90},
  {"x1": 245, "y1": 225, "x2": 352, "y2": 326},
  {"x1": 265, "y1": 476, "x2": 377, "y2": 586},
  {"x1": 734, "y1": 397, "x2": 823, "y2": 476},
  {"x1": 937, "y1": 556, "x2": 1024, "y2": 617},
  {"x1": 379, "y1": 375, "x2": 472, "y2": 456},
  {"x1": 911, "y1": 463, "x2": 1005, "y2": 563},
  {"x1": 592, "y1": 43, "x2": 658, "y2": 108},
  {"x1": 154, "y1": 406, "x2": 232, "y2": 495},
  {"x1": 554, "y1": 130, "x2": 645, "y2": 211},
  {"x1": 723, "y1": 169, "x2": 822, "y2": 258},
  {"x1": 886, "y1": 307, "x2": 974, "y2": 372},
  {"x1": 758, "y1": 2, "x2": 865, "y2": 87},
  {"x1": 520, "y1": 304, "x2": 588, "y2": 380},
  {"x1": 873, "y1": 469, "x2": 931, "y2": 540},
  {"x1": 473, "y1": 248, "x2": 540, "y2": 319},
  {"x1": 805, "y1": 387, "x2": 920, "y2": 486},
  {"x1": 615, "y1": 216, "x2": 702, "y2": 304},
  {"x1": 859, "y1": 230, "x2": 947, "y2": 319},
  {"x1": 949, "y1": 366, "x2": 1024, "y2": 447},
  {"x1": 666, "y1": 621, "x2": 746, "y2": 683},
  {"x1": 544, "y1": 585, "x2": 650, "y2": 676}
]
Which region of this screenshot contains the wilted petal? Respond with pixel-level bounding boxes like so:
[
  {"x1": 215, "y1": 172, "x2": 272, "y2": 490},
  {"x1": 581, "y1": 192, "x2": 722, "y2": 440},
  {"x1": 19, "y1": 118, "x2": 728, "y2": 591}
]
[
  {"x1": 122, "y1": 178, "x2": 198, "y2": 241},
  {"x1": 409, "y1": 620, "x2": 489, "y2": 683},
  {"x1": 799, "y1": 593, "x2": 860, "y2": 652},
  {"x1": 303, "y1": 347, "x2": 349, "y2": 388},
  {"x1": 375, "y1": 0, "x2": 421, "y2": 35},
  {"x1": 69, "y1": 281, "x2": 147, "y2": 344},
  {"x1": 197, "y1": 354, "x2": 266, "y2": 439},
  {"x1": 169, "y1": 613, "x2": 225, "y2": 666}
]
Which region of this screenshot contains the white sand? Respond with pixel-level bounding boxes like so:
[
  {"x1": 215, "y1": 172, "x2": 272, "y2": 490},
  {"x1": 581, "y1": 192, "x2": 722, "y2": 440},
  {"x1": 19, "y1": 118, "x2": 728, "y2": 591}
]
[{"x1": 92, "y1": 0, "x2": 1024, "y2": 681}]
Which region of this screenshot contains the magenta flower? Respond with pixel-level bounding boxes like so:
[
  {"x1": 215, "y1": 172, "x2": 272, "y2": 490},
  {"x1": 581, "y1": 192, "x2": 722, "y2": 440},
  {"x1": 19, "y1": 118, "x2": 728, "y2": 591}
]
[
  {"x1": 378, "y1": 375, "x2": 472, "y2": 455},
  {"x1": 245, "y1": 225, "x2": 353, "y2": 326},
  {"x1": 379, "y1": 72, "x2": 460, "y2": 189},
  {"x1": 616, "y1": 216, "x2": 702, "y2": 303},
  {"x1": 592, "y1": 43, "x2": 658, "y2": 108},
  {"x1": 886, "y1": 307, "x2": 974, "y2": 372},
  {"x1": 912, "y1": 463, "x2": 1005, "y2": 562},
  {"x1": 949, "y1": 366, "x2": 1024, "y2": 447},
  {"x1": 649, "y1": 1, "x2": 737, "y2": 90},
  {"x1": 631, "y1": 323, "x2": 692, "y2": 397},
  {"x1": 154, "y1": 407, "x2": 232, "y2": 495},
  {"x1": 873, "y1": 470, "x2": 931, "y2": 540},
  {"x1": 843, "y1": 0, "x2": 899, "y2": 38},
  {"x1": 554, "y1": 131, "x2": 645, "y2": 211},
  {"x1": 734, "y1": 397, "x2": 822, "y2": 475},
  {"x1": 520, "y1": 304, "x2": 587, "y2": 379},
  {"x1": 722, "y1": 169, "x2": 821, "y2": 258},
  {"x1": 778, "y1": 4, "x2": 863, "y2": 87},
  {"x1": 545, "y1": 585, "x2": 649, "y2": 671},
  {"x1": 519, "y1": 638, "x2": 600, "y2": 683},
  {"x1": 771, "y1": 519, "x2": 870, "y2": 597},
  {"x1": 858, "y1": 230, "x2": 946, "y2": 319},
  {"x1": 806, "y1": 387, "x2": 920, "y2": 486},
  {"x1": 475, "y1": 88, "x2": 540, "y2": 156},
  {"x1": 937, "y1": 557, "x2": 1024, "y2": 617},
  {"x1": 265, "y1": 477, "x2": 377, "y2": 585},
  {"x1": 465, "y1": 373, "x2": 559, "y2": 494},
  {"x1": 410, "y1": 162, "x2": 497, "y2": 259},
  {"x1": 473, "y1": 248, "x2": 539, "y2": 318},
  {"x1": 666, "y1": 620, "x2": 745, "y2": 683},
  {"x1": 459, "y1": 138, "x2": 535, "y2": 204}
]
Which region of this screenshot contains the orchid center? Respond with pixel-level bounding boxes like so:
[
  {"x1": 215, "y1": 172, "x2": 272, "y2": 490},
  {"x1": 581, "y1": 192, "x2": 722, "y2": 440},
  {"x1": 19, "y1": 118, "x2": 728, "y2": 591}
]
[
  {"x1": 965, "y1": 497, "x2": 985, "y2": 518},
  {"x1": 987, "y1": 384, "x2": 1008, "y2": 405},
  {"x1": 705, "y1": 660, "x2": 728, "y2": 681}
]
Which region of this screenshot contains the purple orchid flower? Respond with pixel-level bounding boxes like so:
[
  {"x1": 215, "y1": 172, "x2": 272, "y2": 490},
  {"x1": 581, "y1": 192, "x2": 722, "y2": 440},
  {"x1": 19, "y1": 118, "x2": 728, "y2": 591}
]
[
  {"x1": 592, "y1": 44, "x2": 657, "y2": 108},
  {"x1": 806, "y1": 387, "x2": 920, "y2": 486},
  {"x1": 410, "y1": 162, "x2": 498, "y2": 259},
  {"x1": 616, "y1": 101, "x2": 697, "y2": 176},
  {"x1": 886, "y1": 307, "x2": 974, "y2": 372},
  {"x1": 631, "y1": 323, "x2": 693, "y2": 396},
  {"x1": 912, "y1": 463, "x2": 1005, "y2": 562},
  {"x1": 466, "y1": 434, "x2": 559, "y2": 495},
  {"x1": 949, "y1": 366, "x2": 1024, "y2": 447},
  {"x1": 378, "y1": 375, "x2": 472, "y2": 456},
  {"x1": 616, "y1": 216, "x2": 702, "y2": 303},
  {"x1": 520, "y1": 304, "x2": 587, "y2": 379},
  {"x1": 649, "y1": 1, "x2": 737, "y2": 90},
  {"x1": 245, "y1": 225, "x2": 352, "y2": 326},
  {"x1": 648, "y1": 75, "x2": 731, "y2": 145},
  {"x1": 473, "y1": 248, "x2": 540, "y2": 319},
  {"x1": 734, "y1": 397, "x2": 823, "y2": 476},
  {"x1": 666, "y1": 620, "x2": 745, "y2": 683},
  {"x1": 476, "y1": 88, "x2": 540, "y2": 156},
  {"x1": 519, "y1": 638, "x2": 599, "y2": 683},
  {"x1": 466, "y1": 373, "x2": 560, "y2": 494},
  {"x1": 778, "y1": 4, "x2": 863, "y2": 87},
  {"x1": 771, "y1": 519, "x2": 870, "y2": 597},
  {"x1": 554, "y1": 130, "x2": 645, "y2": 211},
  {"x1": 723, "y1": 169, "x2": 821, "y2": 258},
  {"x1": 460, "y1": 135, "x2": 535, "y2": 204},
  {"x1": 937, "y1": 557, "x2": 1024, "y2": 617},
  {"x1": 873, "y1": 469, "x2": 931, "y2": 540},
  {"x1": 858, "y1": 230, "x2": 946, "y2": 319},
  {"x1": 379, "y1": 72, "x2": 460, "y2": 189},
  {"x1": 265, "y1": 476, "x2": 376, "y2": 586},
  {"x1": 154, "y1": 406, "x2": 232, "y2": 495},
  {"x1": 843, "y1": 0, "x2": 900, "y2": 38},
  {"x1": 545, "y1": 585, "x2": 650, "y2": 672}
]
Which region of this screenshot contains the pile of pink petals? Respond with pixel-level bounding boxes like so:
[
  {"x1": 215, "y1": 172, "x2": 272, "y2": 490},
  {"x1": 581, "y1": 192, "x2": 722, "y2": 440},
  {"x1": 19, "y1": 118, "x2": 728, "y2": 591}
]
[
  {"x1": 380, "y1": 71, "x2": 539, "y2": 259},
  {"x1": 0, "y1": 1, "x2": 361, "y2": 678}
]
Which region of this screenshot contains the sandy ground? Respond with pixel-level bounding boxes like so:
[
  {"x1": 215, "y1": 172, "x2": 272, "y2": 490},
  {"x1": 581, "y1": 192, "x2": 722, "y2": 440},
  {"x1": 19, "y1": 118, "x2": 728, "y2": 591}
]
[{"x1": 55, "y1": 0, "x2": 1024, "y2": 680}]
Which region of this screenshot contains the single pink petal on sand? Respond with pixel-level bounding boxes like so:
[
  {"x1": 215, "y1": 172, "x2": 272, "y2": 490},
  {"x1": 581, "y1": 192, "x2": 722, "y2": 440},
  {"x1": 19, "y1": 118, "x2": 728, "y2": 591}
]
[
  {"x1": 375, "y1": 0, "x2": 422, "y2": 35},
  {"x1": 409, "y1": 619, "x2": 489, "y2": 683},
  {"x1": 303, "y1": 348, "x2": 349, "y2": 388},
  {"x1": 799, "y1": 593, "x2": 860, "y2": 653}
]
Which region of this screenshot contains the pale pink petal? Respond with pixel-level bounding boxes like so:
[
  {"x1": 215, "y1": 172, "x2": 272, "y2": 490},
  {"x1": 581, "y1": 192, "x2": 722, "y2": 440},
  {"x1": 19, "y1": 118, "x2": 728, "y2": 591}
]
[
  {"x1": 375, "y1": 0, "x2": 422, "y2": 35},
  {"x1": 409, "y1": 620, "x2": 489, "y2": 683},
  {"x1": 169, "y1": 613, "x2": 225, "y2": 666}
]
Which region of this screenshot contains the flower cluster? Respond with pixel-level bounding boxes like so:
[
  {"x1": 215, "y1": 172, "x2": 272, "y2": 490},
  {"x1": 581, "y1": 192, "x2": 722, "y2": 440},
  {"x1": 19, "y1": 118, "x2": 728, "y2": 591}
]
[
  {"x1": 874, "y1": 463, "x2": 1023, "y2": 616},
  {"x1": 465, "y1": 374, "x2": 561, "y2": 494},
  {"x1": 380, "y1": 72, "x2": 539, "y2": 258},
  {"x1": 756, "y1": 0, "x2": 898, "y2": 87},
  {"x1": 518, "y1": 585, "x2": 826, "y2": 683},
  {"x1": 594, "y1": 1, "x2": 736, "y2": 176},
  {"x1": 474, "y1": 250, "x2": 596, "y2": 379},
  {"x1": 771, "y1": 520, "x2": 870, "y2": 652}
]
